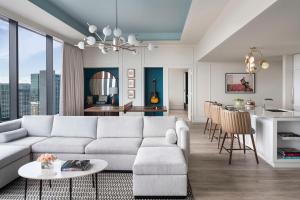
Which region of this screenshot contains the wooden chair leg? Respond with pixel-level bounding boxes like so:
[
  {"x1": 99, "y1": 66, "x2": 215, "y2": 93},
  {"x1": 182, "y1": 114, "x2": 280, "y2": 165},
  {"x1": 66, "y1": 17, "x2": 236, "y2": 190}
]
[
  {"x1": 219, "y1": 132, "x2": 227, "y2": 154},
  {"x1": 229, "y1": 134, "x2": 234, "y2": 165},
  {"x1": 210, "y1": 124, "x2": 217, "y2": 142},
  {"x1": 250, "y1": 134, "x2": 259, "y2": 164},
  {"x1": 203, "y1": 118, "x2": 209, "y2": 134},
  {"x1": 237, "y1": 134, "x2": 241, "y2": 149},
  {"x1": 218, "y1": 128, "x2": 222, "y2": 149},
  {"x1": 208, "y1": 120, "x2": 212, "y2": 139},
  {"x1": 243, "y1": 134, "x2": 246, "y2": 154}
]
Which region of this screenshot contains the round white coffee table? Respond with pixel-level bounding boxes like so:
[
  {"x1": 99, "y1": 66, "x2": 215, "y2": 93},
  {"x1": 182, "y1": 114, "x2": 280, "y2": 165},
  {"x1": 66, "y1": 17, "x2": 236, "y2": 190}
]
[{"x1": 18, "y1": 159, "x2": 108, "y2": 200}]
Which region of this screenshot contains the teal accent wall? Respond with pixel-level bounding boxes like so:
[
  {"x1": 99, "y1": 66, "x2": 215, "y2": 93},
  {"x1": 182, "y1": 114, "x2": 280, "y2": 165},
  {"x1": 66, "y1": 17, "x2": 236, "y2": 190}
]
[
  {"x1": 84, "y1": 68, "x2": 119, "y2": 107},
  {"x1": 144, "y1": 67, "x2": 163, "y2": 116}
]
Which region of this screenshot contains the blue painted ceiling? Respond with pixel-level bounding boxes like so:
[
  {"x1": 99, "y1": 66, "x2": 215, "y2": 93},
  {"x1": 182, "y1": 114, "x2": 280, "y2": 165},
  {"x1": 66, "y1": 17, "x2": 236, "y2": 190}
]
[{"x1": 29, "y1": 0, "x2": 192, "y2": 41}]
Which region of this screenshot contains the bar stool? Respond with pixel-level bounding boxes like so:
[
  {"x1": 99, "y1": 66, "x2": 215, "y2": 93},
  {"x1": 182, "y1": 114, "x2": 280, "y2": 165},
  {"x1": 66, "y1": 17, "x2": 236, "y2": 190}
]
[
  {"x1": 219, "y1": 109, "x2": 259, "y2": 165},
  {"x1": 209, "y1": 104, "x2": 222, "y2": 148},
  {"x1": 203, "y1": 101, "x2": 212, "y2": 135}
]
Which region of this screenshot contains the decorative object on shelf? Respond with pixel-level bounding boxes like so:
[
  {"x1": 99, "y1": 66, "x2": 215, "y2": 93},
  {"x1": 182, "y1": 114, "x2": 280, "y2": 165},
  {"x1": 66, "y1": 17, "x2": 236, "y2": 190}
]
[
  {"x1": 75, "y1": 0, "x2": 156, "y2": 54},
  {"x1": 128, "y1": 69, "x2": 135, "y2": 78},
  {"x1": 109, "y1": 87, "x2": 118, "y2": 105},
  {"x1": 37, "y1": 154, "x2": 57, "y2": 170},
  {"x1": 234, "y1": 98, "x2": 245, "y2": 110},
  {"x1": 87, "y1": 96, "x2": 94, "y2": 105},
  {"x1": 128, "y1": 79, "x2": 135, "y2": 88},
  {"x1": 225, "y1": 73, "x2": 255, "y2": 94},
  {"x1": 245, "y1": 99, "x2": 256, "y2": 110},
  {"x1": 128, "y1": 90, "x2": 135, "y2": 99},
  {"x1": 150, "y1": 79, "x2": 159, "y2": 104},
  {"x1": 245, "y1": 47, "x2": 270, "y2": 74}
]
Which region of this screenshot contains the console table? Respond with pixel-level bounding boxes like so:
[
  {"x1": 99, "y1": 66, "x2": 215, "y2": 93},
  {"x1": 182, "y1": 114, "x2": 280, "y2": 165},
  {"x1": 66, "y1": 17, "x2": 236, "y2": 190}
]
[{"x1": 84, "y1": 105, "x2": 168, "y2": 116}]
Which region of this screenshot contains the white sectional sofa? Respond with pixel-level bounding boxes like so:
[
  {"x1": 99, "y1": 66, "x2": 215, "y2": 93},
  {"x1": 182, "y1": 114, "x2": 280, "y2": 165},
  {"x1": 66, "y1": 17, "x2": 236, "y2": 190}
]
[{"x1": 0, "y1": 115, "x2": 189, "y2": 197}]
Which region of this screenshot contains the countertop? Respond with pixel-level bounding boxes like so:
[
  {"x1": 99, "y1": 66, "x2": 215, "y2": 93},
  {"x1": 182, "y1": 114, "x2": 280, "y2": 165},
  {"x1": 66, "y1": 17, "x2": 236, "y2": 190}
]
[{"x1": 249, "y1": 107, "x2": 300, "y2": 118}]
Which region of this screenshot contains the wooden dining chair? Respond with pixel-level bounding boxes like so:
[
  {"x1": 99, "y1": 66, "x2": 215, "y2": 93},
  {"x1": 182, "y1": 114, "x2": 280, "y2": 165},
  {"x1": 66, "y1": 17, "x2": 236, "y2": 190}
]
[
  {"x1": 219, "y1": 109, "x2": 259, "y2": 165},
  {"x1": 203, "y1": 101, "x2": 212, "y2": 135},
  {"x1": 209, "y1": 104, "x2": 223, "y2": 148}
]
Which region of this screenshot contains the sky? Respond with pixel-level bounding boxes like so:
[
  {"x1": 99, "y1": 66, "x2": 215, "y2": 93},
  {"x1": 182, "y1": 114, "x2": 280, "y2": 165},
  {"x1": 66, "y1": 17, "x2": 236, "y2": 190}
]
[{"x1": 0, "y1": 19, "x2": 63, "y2": 84}]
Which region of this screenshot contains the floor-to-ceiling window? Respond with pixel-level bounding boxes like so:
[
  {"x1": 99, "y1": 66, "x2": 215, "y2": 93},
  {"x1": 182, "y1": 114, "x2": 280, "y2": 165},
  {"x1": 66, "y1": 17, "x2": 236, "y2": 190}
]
[
  {"x1": 18, "y1": 26, "x2": 46, "y2": 117},
  {"x1": 0, "y1": 18, "x2": 9, "y2": 121},
  {"x1": 53, "y1": 40, "x2": 62, "y2": 114}
]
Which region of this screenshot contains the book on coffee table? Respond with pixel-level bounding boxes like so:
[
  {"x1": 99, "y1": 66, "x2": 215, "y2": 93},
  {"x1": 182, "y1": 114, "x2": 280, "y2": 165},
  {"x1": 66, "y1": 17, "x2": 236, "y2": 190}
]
[{"x1": 61, "y1": 160, "x2": 91, "y2": 171}]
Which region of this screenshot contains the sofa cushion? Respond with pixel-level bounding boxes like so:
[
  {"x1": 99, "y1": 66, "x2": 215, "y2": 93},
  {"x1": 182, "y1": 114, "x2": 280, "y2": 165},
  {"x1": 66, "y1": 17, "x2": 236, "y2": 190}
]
[
  {"x1": 143, "y1": 116, "x2": 176, "y2": 137},
  {"x1": 0, "y1": 119, "x2": 21, "y2": 133},
  {"x1": 0, "y1": 145, "x2": 30, "y2": 169},
  {"x1": 22, "y1": 115, "x2": 53, "y2": 137},
  {"x1": 51, "y1": 116, "x2": 97, "y2": 138},
  {"x1": 133, "y1": 147, "x2": 187, "y2": 175},
  {"x1": 85, "y1": 138, "x2": 142, "y2": 155},
  {"x1": 7, "y1": 137, "x2": 47, "y2": 148},
  {"x1": 141, "y1": 137, "x2": 177, "y2": 147},
  {"x1": 0, "y1": 128, "x2": 27, "y2": 143},
  {"x1": 97, "y1": 116, "x2": 143, "y2": 138},
  {"x1": 32, "y1": 137, "x2": 94, "y2": 153}
]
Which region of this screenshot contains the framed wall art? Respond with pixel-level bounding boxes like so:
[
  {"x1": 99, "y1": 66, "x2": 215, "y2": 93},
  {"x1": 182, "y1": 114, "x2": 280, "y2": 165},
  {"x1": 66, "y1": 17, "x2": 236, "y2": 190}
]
[
  {"x1": 128, "y1": 89, "x2": 135, "y2": 99},
  {"x1": 128, "y1": 69, "x2": 135, "y2": 78},
  {"x1": 225, "y1": 73, "x2": 255, "y2": 94},
  {"x1": 128, "y1": 79, "x2": 135, "y2": 88}
]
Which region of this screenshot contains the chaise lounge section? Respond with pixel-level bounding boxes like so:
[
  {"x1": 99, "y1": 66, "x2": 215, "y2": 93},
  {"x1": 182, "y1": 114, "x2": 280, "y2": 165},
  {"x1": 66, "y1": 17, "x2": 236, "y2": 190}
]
[{"x1": 0, "y1": 115, "x2": 189, "y2": 197}]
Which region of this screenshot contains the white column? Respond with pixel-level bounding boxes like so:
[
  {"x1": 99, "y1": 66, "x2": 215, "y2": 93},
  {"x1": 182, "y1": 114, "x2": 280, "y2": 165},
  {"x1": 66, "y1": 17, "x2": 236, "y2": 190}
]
[
  {"x1": 294, "y1": 54, "x2": 300, "y2": 111},
  {"x1": 282, "y1": 55, "x2": 294, "y2": 110}
]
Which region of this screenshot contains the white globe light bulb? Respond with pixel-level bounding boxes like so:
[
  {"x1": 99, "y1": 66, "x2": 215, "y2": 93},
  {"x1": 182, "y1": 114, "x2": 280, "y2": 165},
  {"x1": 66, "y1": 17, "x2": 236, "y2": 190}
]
[
  {"x1": 128, "y1": 34, "x2": 136, "y2": 45},
  {"x1": 261, "y1": 61, "x2": 270, "y2": 69},
  {"x1": 101, "y1": 48, "x2": 108, "y2": 54},
  {"x1": 103, "y1": 26, "x2": 112, "y2": 37},
  {"x1": 98, "y1": 44, "x2": 104, "y2": 50},
  {"x1": 249, "y1": 56, "x2": 255, "y2": 63},
  {"x1": 86, "y1": 36, "x2": 96, "y2": 45},
  {"x1": 113, "y1": 27, "x2": 122, "y2": 37},
  {"x1": 147, "y1": 43, "x2": 153, "y2": 51},
  {"x1": 77, "y1": 41, "x2": 85, "y2": 49},
  {"x1": 88, "y1": 25, "x2": 97, "y2": 33}
]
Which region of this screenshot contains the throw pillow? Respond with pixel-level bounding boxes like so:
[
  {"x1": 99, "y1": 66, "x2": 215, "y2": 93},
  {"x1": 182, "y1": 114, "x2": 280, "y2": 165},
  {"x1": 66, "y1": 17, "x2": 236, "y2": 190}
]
[
  {"x1": 165, "y1": 128, "x2": 177, "y2": 144},
  {"x1": 0, "y1": 128, "x2": 28, "y2": 143}
]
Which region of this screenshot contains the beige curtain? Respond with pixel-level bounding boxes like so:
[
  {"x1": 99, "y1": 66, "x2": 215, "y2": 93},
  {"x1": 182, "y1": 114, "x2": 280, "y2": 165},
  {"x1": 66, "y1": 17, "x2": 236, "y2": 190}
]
[{"x1": 60, "y1": 43, "x2": 84, "y2": 116}]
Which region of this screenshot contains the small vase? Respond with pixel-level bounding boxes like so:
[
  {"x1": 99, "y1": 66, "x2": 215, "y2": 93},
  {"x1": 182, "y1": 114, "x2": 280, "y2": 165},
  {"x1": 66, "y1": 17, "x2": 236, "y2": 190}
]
[{"x1": 41, "y1": 161, "x2": 54, "y2": 170}]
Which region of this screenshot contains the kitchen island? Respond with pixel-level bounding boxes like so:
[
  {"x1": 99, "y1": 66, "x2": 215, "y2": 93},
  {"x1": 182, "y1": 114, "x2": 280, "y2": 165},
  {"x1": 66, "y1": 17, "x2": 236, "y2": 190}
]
[{"x1": 247, "y1": 107, "x2": 300, "y2": 168}]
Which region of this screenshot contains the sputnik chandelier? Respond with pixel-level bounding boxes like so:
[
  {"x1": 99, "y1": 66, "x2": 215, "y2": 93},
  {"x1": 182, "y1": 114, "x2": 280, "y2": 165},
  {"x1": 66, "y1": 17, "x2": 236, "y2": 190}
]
[
  {"x1": 245, "y1": 47, "x2": 270, "y2": 74},
  {"x1": 76, "y1": 0, "x2": 154, "y2": 54}
]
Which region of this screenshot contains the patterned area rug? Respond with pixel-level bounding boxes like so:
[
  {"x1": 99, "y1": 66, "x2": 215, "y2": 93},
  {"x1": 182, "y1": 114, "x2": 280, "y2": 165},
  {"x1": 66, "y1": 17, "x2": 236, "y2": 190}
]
[{"x1": 0, "y1": 172, "x2": 193, "y2": 200}]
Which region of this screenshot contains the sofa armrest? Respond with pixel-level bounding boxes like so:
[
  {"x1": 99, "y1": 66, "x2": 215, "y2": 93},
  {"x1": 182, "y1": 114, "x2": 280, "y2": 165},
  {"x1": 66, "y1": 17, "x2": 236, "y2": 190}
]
[
  {"x1": 0, "y1": 119, "x2": 22, "y2": 133},
  {"x1": 176, "y1": 120, "x2": 190, "y2": 163}
]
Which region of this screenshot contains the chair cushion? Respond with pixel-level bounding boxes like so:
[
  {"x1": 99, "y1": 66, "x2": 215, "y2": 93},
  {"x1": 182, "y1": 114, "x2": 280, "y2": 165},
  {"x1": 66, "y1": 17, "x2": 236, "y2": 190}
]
[
  {"x1": 32, "y1": 137, "x2": 94, "y2": 153},
  {"x1": 7, "y1": 137, "x2": 47, "y2": 148},
  {"x1": 85, "y1": 138, "x2": 142, "y2": 155},
  {"x1": 97, "y1": 116, "x2": 143, "y2": 138},
  {"x1": 51, "y1": 116, "x2": 97, "y2": 138},
  {"x1": 22, "y1": 115, "x2": 53, "y2": 137},
  {"x1": 133, "y1": 147, "x2": 187, "y2": 175},
  {"x1": 0, "y1": 128, "x2": 27, "y2": 143},
  {"x1": 143, "y1": 116, "x2": 176, "y2": 137},
  {"x1": 141, "y1": 137, "x2": 177, "y2": 147},
  {"x1": 0, "y1": 145, "x2": 30, "y2": 168}
]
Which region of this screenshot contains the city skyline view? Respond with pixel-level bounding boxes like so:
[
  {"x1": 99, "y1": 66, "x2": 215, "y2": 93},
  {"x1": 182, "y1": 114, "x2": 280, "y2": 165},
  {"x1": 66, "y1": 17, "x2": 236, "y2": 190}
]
[{"x1": 0, "y1": 18, "x2": 63, "y2": 120}]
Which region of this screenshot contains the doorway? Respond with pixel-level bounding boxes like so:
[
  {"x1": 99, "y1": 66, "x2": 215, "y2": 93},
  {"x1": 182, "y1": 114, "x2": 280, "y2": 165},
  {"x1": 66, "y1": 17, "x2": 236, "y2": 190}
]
[{"x1": 168, "y1": 68, "x2": 191, "y2": 121}]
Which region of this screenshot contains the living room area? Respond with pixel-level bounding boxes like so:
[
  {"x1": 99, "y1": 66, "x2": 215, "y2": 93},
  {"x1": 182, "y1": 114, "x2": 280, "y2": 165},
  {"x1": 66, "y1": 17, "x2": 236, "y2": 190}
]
[{"x1": 1, "y1": 0, "x2": 300, "y2": 200}]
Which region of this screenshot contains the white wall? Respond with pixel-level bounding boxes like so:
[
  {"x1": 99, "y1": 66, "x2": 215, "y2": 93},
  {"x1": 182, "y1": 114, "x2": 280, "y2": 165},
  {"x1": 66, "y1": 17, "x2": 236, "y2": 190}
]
[
  {"x1": 192, "y1": 61, "x2": 283, "y2": 122},
  {"x1": 282, "y1": 55, "x2": 294, "y2": 110},
  {"x1": 168, "y1": 69, "x2": 186, "y2": 110},
  {"x1": 83, "y1": 44, "x2": 194, "y2": 116}
]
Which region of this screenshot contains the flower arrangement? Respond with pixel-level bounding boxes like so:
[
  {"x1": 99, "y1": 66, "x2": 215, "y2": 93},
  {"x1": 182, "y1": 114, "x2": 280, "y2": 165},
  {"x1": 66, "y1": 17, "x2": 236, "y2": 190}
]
[{"x1": 37, "y1": 154, "x2": 57, "y2": 169}]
